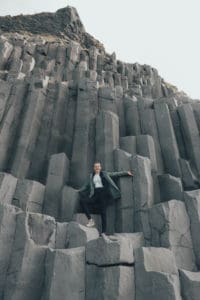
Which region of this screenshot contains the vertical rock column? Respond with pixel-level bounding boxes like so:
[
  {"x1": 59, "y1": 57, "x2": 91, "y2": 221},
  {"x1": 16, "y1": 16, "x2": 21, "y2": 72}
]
[
  {"x1": 149, "y1": 200, "x2": 197, "y2": 271},
  {"x1": 43, "y1": 152, "x2": 69, "y2": 219},
  {"x1": 0, "y1": 172, "x2": 18, "y2": 205},
  {"x1": 86, "y1": 234, "x2": 137, "y2": 300},
  {"x1": 0, "y1": 79, "x2": 12, "y2": 123},
  {"x1": 96, "y1": 111, "x2": 119, "y2": 234},
  {"x1": 0, "y1": 204, "x2": 22, "y2": 299},
  {"x1": 124, "y1": 96, "x2": 141, "y2": 136},
  {"x1": 0, "y1": 81, "x2": 27, "y2": 170},
  {"x1": 12, "y1": 179, "x2": 45, "y2": 213},
  {"x1": 184, "y1": 190, "x2": 200, "y2": 268},
  {"x1": 178, "y1": 104, "x2": 200, "y2": 176},
  {"x1": 43, "y1": 247, "x2": 85, "y2": 300},
  {"x1": 139, "y1": 106, "x2": 164, "y2": 173},
  {"x1": 0, "y1": 38, "x2": 13, "y2": 69},
  {"x1": 4, "y1": 213, "x2": 56, "y2": 300},
  {"x1": 115, "y1": 86, "x2": 126, "y2": 136},
  {"x1": 135, "y1": 247, "x2": 182, "y2": 300},
  {"x1": 70, "y1": 78, "x2": 98, "y2": 187},
  {"x1": 114, "y1": 148, "x2": 134, "y2": 232},
  {"x1": 10, "y1": 85, "x2": 47, "y2": 178},
  {"x1": 96, "y1": 110, "x2": 119, "y2": 170},
  {"x1": 27, "y1": 81, "x2": 57, "y2": 181},
  {"x1": 154, "y1": 103, "x2": 181, "y2": 177},
  {"x1": 29, "y1": 82, "x2": 69, "y2": 179},
  {"x1": 130, "y1": 155, "x2": 153, "y2": 244}
]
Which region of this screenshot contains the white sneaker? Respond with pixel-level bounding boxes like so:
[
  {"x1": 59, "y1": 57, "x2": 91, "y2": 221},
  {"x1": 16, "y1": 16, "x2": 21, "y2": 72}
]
[{"x1": 86, "y1": 218, "x2": 95, "y2": 227}]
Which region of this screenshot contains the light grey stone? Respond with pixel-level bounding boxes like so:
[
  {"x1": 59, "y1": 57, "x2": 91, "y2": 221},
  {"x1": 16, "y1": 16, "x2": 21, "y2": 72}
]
[
  {"x1": 139, "y1": 107, "x2": 164, "y2": 173},
  {"x1": 0, "y1": 79, "x2": 12, "y2": 122},
  {"x1": 158, "y1": 174, "x2": 183, "y2": 202},
  {"x1": 10, "y1": 87, "x2": 47, "y2": 178},
  {"x1": 0, "y1": 172, "x2": 18, "y2": 205},
  {"x1": 135, "y1": 247, "x2": 182, "y2": 300},
  {"x1": 70, "y1": 78, "x2": 98, "y2": 187},
  {"x1": 0, "y1": 204, "x2": 22, "y2": 298},
  {"x1": 95, "y1": 110, "x2": 119, "y2": 234},
  {"x1": 0, "y1": 81, "x2": 27, "y2": 170},
  {"x1": 60, "y1": 185, "x2": 80, "y2": 222},
  {"x1": 131, "y1": 155, "x2": 153, "y2": 244},
  {"x1": 120, "y1": 136, "x2": 137, "y2": 156},
  {"x1": 4, "y1": 212, "x2": 56, "y2": 300},
  {"x1": 184, "y1": 189, "x2": 200, "y2": 268},
  {"x1": 43, "y1": 247, "x2": 85, "y2": 300},
  {"x1": 55, "y1": 222, "x2": 68, "y2": 249},
  {"x1": 12, "y1": 179, "x2": 45, "y2": 213},
  {"x1": 66, "y1": 221, "x2": 99, "y2": 248},
  {"x1": 86, "y1": 233, "x2": 134, "y2": 265},
  {"x1": 124, "y1": 96, "x2": 141, "y2": 135},
  {"x1": 178, "y1": 104, "x2": 200, "y2": 175},
  {"x1": 0, "y1": 39, "x2": 13, "y2": 69},
  {"x1": 136, "y1": 134, "x2": 158, "y2": 171},
  {"x1": 179, "y1": 269, "x2": 200, "y2": 300},
  {"x1": 154, "y1": 102, "x2": 181, "y2": 177},
  {"x1": 43, "y1": 153, "x2": 69, "y2": 219},
  {"x1": 149, "y1": 199, "x2": 197, "y2": 271},
  {"x1": 180, "y1": 158, "x2": 199, "y2": 189},
  {"x1": 114, "y1": 148, "x2": 134, "y2": 232},
  {"x1": 86, "y1": 264, "x2": 135, "y2": 300}
]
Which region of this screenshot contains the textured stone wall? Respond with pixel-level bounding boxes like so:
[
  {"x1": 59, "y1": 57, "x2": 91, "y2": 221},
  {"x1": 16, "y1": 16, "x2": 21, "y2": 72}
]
[{"x1": 0, "y1": 5, "x2": 200, "y2": 300}]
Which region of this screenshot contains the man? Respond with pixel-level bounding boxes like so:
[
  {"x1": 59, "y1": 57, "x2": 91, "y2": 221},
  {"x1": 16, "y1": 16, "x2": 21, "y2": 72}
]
[{"x1": 78, "y1": 161, "x2": 134, "y2": 233}]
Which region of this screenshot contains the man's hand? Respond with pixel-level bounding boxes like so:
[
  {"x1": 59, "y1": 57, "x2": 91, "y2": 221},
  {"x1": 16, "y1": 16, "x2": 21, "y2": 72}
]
[{"x1": 127, "y1": 171, "x2": 134, "y2": 176}]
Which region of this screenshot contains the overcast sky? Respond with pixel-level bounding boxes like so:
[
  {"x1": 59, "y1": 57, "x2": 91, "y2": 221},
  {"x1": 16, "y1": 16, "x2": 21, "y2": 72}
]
[{"x1": 1, "y1": 0, "x2": 200, "y2": 99}]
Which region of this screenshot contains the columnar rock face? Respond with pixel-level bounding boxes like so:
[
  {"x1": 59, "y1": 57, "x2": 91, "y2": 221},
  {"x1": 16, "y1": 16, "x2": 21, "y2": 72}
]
[
  {"x1": 179, "y1": 269, "x2": 200, "y2": 300},
  {"x1": 86, "y1": 234, "x2": 143, "y2": 300},
  {"x1": 131, "y1": 155, "x2": 153, "y2": 244},
  {"x1": 149, "y1": 200, "x2": 197, "y2": 271},
  {"x1": 135, "y1": 247, "x2": 182, "y2": 300},
  {"x1": 43, "y1": 247, "x2": 85, "y2": 300},
  {"x1": 43, "y1": 152, "x2": 69, "y2": 219},
  {"x1": 0, "y1": 4, "x2": 200, "y2": 300},
  {"x1": 184, "y1": 190, "x2": 200, "y2": 268}
]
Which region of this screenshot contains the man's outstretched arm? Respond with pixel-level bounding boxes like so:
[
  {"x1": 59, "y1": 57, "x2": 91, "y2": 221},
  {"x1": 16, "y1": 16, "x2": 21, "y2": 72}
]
[
  {"x1": 107, "y1": 170, "x2": 134, "y2": 178},
  {"x1": 78, "y1": 179, "x2": 90, "y2": 193}
]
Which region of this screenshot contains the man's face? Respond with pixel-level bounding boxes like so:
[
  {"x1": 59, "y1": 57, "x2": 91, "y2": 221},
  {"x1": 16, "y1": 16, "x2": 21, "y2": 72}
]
[{"x1": 94, "y1": 163, "x2": 102, "y2": 173}]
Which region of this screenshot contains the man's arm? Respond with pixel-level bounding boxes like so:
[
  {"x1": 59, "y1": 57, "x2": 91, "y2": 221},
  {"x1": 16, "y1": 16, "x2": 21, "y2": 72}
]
[
  {"x1": 107, "y1": 171, "x2": 133, "y2": 178},
  {"x1": 78, "y1": 179, "x2": 90, "y2": 194}
]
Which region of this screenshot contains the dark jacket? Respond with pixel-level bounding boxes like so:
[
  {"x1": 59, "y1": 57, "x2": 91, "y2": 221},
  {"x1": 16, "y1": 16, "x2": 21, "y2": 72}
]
[{"x1": 78, "y1": 170, "x2": 130, "y2": 200}]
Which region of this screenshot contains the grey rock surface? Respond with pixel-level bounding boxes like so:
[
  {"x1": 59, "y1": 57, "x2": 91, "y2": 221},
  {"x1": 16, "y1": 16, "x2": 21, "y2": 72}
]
[
  {"x1": 66, "y1": 221, "x2": 99, "y2": 248},
  {"x1": 179, "y1": 269, "x2": 200, "y2": 300},
  {"x1": 43, "y1": 247, "x2": 85, "y2": 300},
  {"x1": 86, "y1": 264, "x2": 135, "y2": 300},
  {"x1": 184, "y1": 189, "x2": 200, "y2": 268},
  {"x1": 135, "y1": 247, "x2": 182, "y2": 300},
  {"x1": 149, "y1": 199, "x2": 197, "y2": 271},
  {"x1": 86, "y1": 233, "x2": 135, "y2": 265},
  {"x1": 158, "y1": 173, "x2": 183, "y2": 202}
]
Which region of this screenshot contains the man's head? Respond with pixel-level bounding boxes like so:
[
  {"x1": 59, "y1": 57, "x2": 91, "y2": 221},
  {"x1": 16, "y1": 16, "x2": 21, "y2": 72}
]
[{"x1": 93, "y1": 161, "x2": 102, "y2": 173}]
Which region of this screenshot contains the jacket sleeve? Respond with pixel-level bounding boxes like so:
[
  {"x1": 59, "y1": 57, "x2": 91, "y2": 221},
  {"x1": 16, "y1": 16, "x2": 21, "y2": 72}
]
[
  {"x1": 107, "y1": 171, "x2": 130, "y2": 178},
  {"x1": 78, "y1": 178, "x2": 90, "y2": 194}
]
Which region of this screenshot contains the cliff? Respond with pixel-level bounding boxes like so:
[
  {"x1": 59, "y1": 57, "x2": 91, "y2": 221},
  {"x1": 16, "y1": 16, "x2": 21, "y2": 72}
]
[{"x1": 0, "y1": 5, "x2": 199, "y2": 300}]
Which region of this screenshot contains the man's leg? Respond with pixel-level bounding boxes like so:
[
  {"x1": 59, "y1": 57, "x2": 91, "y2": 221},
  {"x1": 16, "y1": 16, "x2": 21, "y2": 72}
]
[
  {"x1": 79, "y1": 192, "x2": 93, "y2": 220},
  {"x1": 98, "y1": 189, "x2": 108, "y2": 233}
]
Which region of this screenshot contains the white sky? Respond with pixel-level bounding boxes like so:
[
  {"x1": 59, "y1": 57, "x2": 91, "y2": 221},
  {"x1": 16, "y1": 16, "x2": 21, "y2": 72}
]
[{"x1": 1, "y1": 0, "x2": 200, "y2": 99}]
